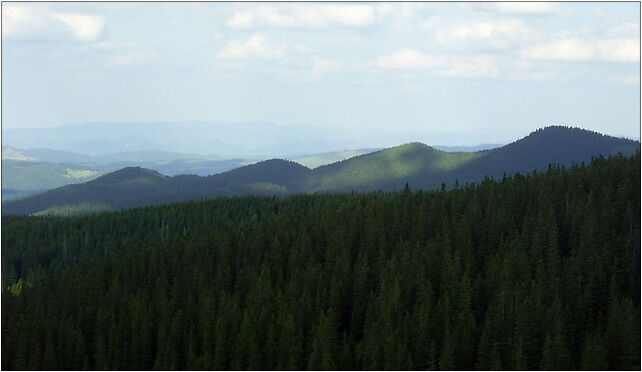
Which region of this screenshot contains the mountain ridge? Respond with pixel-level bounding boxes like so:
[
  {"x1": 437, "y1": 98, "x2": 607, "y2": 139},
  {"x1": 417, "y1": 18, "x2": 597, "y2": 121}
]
[{"x1": 3, "y1": 126, "x2": 639, "y2": 215}]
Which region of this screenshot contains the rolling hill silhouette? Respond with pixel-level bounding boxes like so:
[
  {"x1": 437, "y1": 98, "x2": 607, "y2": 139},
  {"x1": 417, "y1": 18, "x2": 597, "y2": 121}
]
[{"x1": 3, "y1": 126, "x2": 639, "y2": 215}]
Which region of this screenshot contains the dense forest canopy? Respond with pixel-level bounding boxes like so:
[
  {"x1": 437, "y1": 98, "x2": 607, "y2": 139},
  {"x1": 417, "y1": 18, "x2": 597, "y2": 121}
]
[{"x1": 2, "y1": 153, "x2": 640, "y2": 370}]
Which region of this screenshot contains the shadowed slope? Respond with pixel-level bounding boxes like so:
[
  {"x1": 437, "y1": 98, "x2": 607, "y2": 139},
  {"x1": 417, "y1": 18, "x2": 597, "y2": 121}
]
[
  {"x1": 207, "y1": 159, "x2": 310, "y2": 192},
  {"x1": 1, "y1": 161, "x2": 310, "y2": 215},
  {"x1": 2, "y1": 126, "x2": 639, "y2": 215},
  {"x1": 453, "y1": 126, "x2": 640, "y2": 183},
  {"x1": 1, "y1": 168, "x2": 168, "y2": 215}
]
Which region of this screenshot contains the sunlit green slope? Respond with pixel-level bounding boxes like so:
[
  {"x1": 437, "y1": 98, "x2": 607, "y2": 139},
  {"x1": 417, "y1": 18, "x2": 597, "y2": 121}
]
[
  {"x1": 3, "y1": 126, "x2": 639, "y2": 215},
  {"x1": 290, "y1": 148, "x2": 379, "y2": 168},
  {"x1": 305, "y1": 143, "x2": 481, "y2": 192}
]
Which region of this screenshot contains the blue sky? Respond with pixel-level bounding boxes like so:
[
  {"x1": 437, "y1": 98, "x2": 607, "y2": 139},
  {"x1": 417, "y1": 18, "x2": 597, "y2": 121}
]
[{"x1": 2, "y1": 2, "x2": 640, "y2": 144}]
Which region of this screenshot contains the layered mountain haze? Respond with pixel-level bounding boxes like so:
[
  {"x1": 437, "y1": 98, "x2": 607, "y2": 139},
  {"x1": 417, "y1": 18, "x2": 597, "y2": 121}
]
[
  {"x1": 0, "y1": 122, "x2": 517, "y2": 198},
  {"x1": 2, "y1": 160, "x2": 104, "y2": 201},
  {"x1": 1, "y1": 145, "x2": 379, "y2": 196},
  {"x1": 3, "y1": 122, "x2": 497, "y2": 158},
  {"x1": 3, "y1": 122, "x2": 370, "y2": 158},
  {"x1": 3, "y1": 146, "x2": 99, "y2": 164},
  {"x1": 433, "y1": 144, "x2": 502, "y2": 152},
  {"x1": 3, "y1": 126, "x2": 638, "y2": 216}
]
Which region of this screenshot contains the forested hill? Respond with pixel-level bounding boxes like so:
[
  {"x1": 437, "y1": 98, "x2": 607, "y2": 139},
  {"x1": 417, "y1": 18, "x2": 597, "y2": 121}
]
[
  {"x1": 1, "y1": 160, "x2": 309, "y2": 215},
  {"x1": 3, "y1": 126, "x2": 639, "y2": 215},
  {"x1": 453, "y1": 126, "x2": 642, "y2": 183},
  {"x1": 2, "y1": 153, "x2": 640, "y2": 370}
]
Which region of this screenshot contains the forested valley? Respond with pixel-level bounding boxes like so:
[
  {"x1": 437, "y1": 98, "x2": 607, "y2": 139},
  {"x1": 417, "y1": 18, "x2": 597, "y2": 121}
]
[{"x1": 2, "y1": 153, "x2": 640, "y2": 370}]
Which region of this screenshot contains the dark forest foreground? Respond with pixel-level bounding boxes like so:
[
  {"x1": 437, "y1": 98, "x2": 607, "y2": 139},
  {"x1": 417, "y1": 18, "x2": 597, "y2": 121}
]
[{"x1": 2, "y1": 153, "x2": 640, "y2": 370}]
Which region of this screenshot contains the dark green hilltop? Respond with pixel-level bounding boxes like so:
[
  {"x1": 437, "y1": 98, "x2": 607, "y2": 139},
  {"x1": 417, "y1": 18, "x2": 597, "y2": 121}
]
[{"x1": 3, "y1": 126, "x2": 639, "y2": 216}]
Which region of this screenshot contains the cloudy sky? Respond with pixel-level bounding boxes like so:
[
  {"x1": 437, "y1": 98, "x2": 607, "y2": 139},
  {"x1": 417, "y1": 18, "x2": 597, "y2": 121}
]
[{"x1": 2, "y1": 2, "x2": 640, "y2": 143}]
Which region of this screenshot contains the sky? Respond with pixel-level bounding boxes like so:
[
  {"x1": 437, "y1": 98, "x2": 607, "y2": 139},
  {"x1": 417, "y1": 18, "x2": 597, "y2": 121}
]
[{"x1": 1, "y1": 2, "x2": 640, "y2": 144}]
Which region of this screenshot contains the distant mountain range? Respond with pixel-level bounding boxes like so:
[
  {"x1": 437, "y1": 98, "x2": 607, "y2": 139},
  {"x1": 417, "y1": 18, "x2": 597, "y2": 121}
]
[
  {"x1": 1, "y1": 147, "x2": 246, "y2": 198},
  {"x1": 3, "y1": 121, "x2": 507, "y2": 158},
  {"x1": 1, "y1": 146, "x2": 382, "y2": 197},
  {"x1": 433, "y1": 144, "x2": 502, "y2": 152},
  {"x1": 3, "y1": 122, "x2": 377, "y2": 158},
  {"x1": 2, "y1": 145, "x2": 384, "y2": 171},
  {"x1": 2, "y1": 160, "x2": 102, "y2": 201},
  {"x1": 3, "y1": 126, "x2": 639, "y2": 215}
]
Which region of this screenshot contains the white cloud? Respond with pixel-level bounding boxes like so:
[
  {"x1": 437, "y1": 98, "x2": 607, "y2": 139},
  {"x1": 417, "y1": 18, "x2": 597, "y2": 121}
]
[
  {"x1": 439, "y1": 56, "x2": 500, "y2": 78},
  {"x1": 51, "y1": 13, "x2": 105, "y2": 42},
  {"x1": 523, "y1": 38, "x2": 640, "y2": 62},
  {"x1": 227, "y1": 12, "x2": 255, "y2": 29},
  {"x1": 226, "y1": 4, "x2": 375, "y2": 29},
  {"x1": 2, "y1": 4, "x2": 105, "y2": 42},
  {"x1": 313, "y1": 4, "x2": 375, "y2": 27},
  {"x1": 1, "y1": 4, "x2": 28, "y2": 38},
  {"x1": 436, "y1": 19, "x2": 533, "y2": 49},
  {"x1": 213, "y1": 33, "x2": 342, "y2": 81},
  {"x1": 376, "y1": 2, "x2": 434, "y2": 30},
  {"x1": 597, "y1": 39, "x2": 640, "y2": 63},
  {"x1": 376, "y1": 49, "x2": 499, "y2": 78},
  {"x1": 377, "y1": 49, "x2": 442, "y2": 69},
  {"x1": 216, "y1": 33, "x2": 284, "y2": 60},
  {"x1": 523, "y1": 39, "x2": 594, "y2": 61},
  {"x1": 2, "y1": 4, "x2": 57, "y2": 40},
  {"x1": 495, "y1": 2, "x2": 557, "y2": 15}
]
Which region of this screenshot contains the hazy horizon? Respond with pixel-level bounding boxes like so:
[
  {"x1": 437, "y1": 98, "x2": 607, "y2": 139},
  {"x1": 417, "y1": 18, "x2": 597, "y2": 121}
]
[
  {"x1": 3, "y1": 120, "x2": 509, "y2": 157},
  {"x1": 2, "y1": 2, "x2": 640, "y2": 145},
  {"x1": 4, "y1": 122, "x2": 640, "y2": 160}
]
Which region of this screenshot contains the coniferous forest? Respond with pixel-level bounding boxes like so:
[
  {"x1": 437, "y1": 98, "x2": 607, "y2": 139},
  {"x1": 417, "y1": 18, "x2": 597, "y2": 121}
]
[{"x1": 2, "y1": 153, "x2": 640, "y2": 370}]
